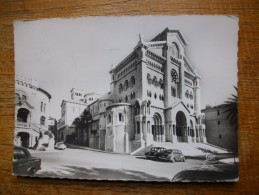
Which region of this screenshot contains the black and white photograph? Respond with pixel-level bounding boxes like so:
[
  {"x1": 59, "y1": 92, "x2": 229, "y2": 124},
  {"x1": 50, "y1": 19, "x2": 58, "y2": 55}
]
[{"x1": 13, "y1": 15, "x2": 239, "y2": 182}]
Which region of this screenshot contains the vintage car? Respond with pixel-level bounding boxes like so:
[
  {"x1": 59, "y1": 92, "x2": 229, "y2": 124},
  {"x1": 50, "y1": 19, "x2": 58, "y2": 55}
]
[
  {"x1": 54, "y1": 142, "x2": 66, "y2": 150},
  {"x1": 13, "y1": 146, "x2": 41, "y2": 176},
  {"x1": 156, "y1": 149, "x2": 186, "y2": 162},
  {"x1": 145, "y1": 147, "x2": 166, "y2": 159}
]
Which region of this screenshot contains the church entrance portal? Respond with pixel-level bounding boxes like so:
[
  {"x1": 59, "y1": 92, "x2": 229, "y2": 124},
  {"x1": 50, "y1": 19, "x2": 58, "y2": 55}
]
[
  {"x1": 176, "y1": 111, "x2": 188, "y2": 142},
  {"x1": 152, "y1": 113, "x2": 164, "y2": 142},
  {"x1": 17, "y1": 132, "x2": 30, "y2": 148}
]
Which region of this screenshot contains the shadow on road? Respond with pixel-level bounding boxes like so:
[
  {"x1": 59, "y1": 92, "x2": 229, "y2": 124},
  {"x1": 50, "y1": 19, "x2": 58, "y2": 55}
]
[{"x1": 37, "y1": 165, "x2": 169, "y2": 181}]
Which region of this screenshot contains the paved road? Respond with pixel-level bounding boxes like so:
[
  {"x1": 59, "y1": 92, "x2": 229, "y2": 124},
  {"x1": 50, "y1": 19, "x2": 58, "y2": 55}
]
[{"x1": 31, "y1": 148, "x2": 204, "y2": 181}]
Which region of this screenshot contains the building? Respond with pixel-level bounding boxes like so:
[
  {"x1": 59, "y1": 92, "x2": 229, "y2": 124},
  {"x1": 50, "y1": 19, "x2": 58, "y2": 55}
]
[
  {"x1": 15, "y1": 75, "x2": 54, "y2": 150},
  {"x1": 75, "y1": 28, "x2": 207, "y2": 154},
  {"x1": 57, "y1": 88, "x2": 101, "y2": 142},
  {"x1": 202, "y1": 105, "x2": 238, "y2": 151}
]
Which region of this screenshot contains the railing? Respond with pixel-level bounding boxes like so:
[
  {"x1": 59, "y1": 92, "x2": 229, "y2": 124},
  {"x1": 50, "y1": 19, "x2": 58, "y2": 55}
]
[{"x1": 15, "y1": 122, "x2": 31, "y2": 128}]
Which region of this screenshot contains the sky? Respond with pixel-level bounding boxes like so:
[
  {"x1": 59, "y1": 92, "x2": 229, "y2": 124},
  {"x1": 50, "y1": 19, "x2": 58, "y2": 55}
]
[{"x1": 14, "y1": 15, "x2": 239, "y2": 119}]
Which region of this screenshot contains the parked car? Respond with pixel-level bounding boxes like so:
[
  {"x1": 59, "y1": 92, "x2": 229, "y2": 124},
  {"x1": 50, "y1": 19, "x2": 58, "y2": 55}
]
[
  {"x1": 157, "y1": 149, "x2": 186, "y2": 162},
  {"x1": 171, "y1": 164, "x2": 239, "y2": 182},
  {"x1": 145, "y1": 147, "x2": 166, "y2": 159},
  {"x1": 54, "y1": 142, "x2": 66, "y2": 150},
  {"x1": 13, "y1": 146, "x2": 41, "y2": 176}
]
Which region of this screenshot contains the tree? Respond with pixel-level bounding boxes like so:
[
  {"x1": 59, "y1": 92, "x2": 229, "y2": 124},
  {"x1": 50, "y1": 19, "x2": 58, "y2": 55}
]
[
  {"x1": 223, "y1": 86, "x2": 238, "y2": 163},
  {"x1": 72, "y1": 117, "x2": 80, "y2": 144},
  {"x1": 223, "y1": 86, "x2": 238, "y2": 132},
  {"x1": 72, "y1": 109, "x2": 93, "y2": 146}
]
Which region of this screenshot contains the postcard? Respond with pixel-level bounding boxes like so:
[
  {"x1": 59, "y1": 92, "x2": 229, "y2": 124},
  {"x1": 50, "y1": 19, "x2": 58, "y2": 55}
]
[{"x1": 13, "y1": 15, "x2": 239, "y2": 182}]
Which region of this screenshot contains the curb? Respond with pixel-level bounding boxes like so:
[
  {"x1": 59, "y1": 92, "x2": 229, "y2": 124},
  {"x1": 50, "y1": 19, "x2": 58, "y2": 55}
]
[{"x1": 67, "y1": 144, "x2": 130, "y2": 155}]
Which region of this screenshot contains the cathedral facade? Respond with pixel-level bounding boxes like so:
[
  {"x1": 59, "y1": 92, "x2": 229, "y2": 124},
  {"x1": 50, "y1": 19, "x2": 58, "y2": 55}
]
[{"x1": 84, "y1": 28, "x2": 206, "y2": 153}]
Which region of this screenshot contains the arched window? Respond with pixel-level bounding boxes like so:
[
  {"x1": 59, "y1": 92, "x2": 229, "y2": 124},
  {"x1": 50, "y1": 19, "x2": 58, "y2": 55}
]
[
  {"x1": 172, "y1": 42, "x2": 179, "y2": 58},
  {"x1": 152, "y1": 76, "x2": 157, "y2": 86},
  {"x1": 40, "y1": 116, "x2": 45, "y2": 125},
  {"x1": 40, "y1": 102, "x2": 43, "y2": 112},
  {"x1": 171, "y1": 69, "x2": 178, "y2": 82},
  {"x1": 124, "y1": 80, "x2": 129, "y2": 91},
  {"x1": 130, "y1": 76, "x2": 135, "y2": 87},
  {"x1": 171, "y1": 87, "x2": 176, "y2": 97},
  {"x1": 118, "y1": 113, "x2": 124, "y2": 122},
  {"x1": 190, "y1": 92, "x2": 193, "y2": 99},
  {"x1": 159, "y1": 79, "x2": 163, "y2": 89},
  {"x1": 107, "y1": 115, "x2": 112, "y2": 124},
  {"x1": 147, "y1": 121, "x2": 150, "y2": 133},
  {"x1": 119, "y1": 83, "x2": 123, "y2": 93},
  {"x1": 125, "y1": 95, "x2": 128, "y2": 102},
  {"x1": 185, "y1": 90, "x2": 189, "y2": 98},
  {"x1": 154, "y1": 93, "x2": 157, "y2": 99},
  {"x1": 147, "y1": 74, "x2": 151, "y2": 84}
]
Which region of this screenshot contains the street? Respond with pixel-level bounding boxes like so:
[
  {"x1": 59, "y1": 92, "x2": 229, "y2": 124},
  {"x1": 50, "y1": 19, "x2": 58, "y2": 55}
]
[{"x1": 31, "y1": 148, "x2": 205, "y2": 181}]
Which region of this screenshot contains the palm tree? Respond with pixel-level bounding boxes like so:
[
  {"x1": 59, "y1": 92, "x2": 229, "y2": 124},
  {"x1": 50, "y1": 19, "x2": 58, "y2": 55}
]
[
  {"x1": 72, "y1": 117, "x2": 80, "y2": 144},
  {"x1": 79, "y1": 109, "x2": 93, "y2": 146},
  {"x1": 223, "y1": 86, "x2": 238, "y2": 163},
  {"x1": 223, "y1": 86, "x2": 238, "y2": 132}
]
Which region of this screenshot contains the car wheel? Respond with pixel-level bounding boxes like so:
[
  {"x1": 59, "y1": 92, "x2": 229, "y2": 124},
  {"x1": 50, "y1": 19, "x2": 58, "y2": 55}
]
[
  {"x1": 182, "y1": 157, "x2": 186, "y2": 162},
  {"x1": 170, "y1": 157, "x2": 175, "y2": 163},
  {"x1": 28, "y1": 168, "x2": 36, "y2": 175}
]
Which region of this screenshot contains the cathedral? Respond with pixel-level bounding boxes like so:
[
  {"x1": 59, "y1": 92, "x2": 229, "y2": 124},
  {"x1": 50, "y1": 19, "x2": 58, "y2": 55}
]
[{"x1": 75, "y1": 28, "x2": 207, "y2": 154}]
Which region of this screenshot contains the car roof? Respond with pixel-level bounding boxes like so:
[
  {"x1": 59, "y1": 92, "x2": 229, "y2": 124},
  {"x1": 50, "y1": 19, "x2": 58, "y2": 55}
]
[
  {"x1": 14, "y1": 145, "x2": 28, "y2": 150},
  {"x1": 152, "y1": 147, "x2": 165, "y2": 149}
]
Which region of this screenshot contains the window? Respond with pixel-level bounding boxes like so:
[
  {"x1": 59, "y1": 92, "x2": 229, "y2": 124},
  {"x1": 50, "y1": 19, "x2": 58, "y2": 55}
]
[
  {"x1": 154, "y1": 93, "x2": 157, "y2": 99},
  {"x1": 130, "y1": 76, "x2": 135, "y2": 87},
  {"x1": 119, "y1": 113, "x2": 124, "y2": 122},
  {"x1": 219, "y1": 135, "x2": 222, "y2": 139},
  {"x1": 107, "y1": 115, "x2": 112, "y2": 123},
  {"x1": 124, "y1": 80, "x2": 129, "y2": 90},
  {"x1": 21, "y1": 95, "x2": 26, "y2": 103},
  {"x1": 131, "y1": 92, "x2": 135, "y2": 99},
  {"x1": 147, "y1": 74, "x2": 151, "y2": 84},
  {"x1": 159, "y1": 79, "x2": 163, "y2": 89},
  {"x1": 152, "y1": 76, "x2": 157, "y2": 86},
  {"x1": 125, "y1": 95, "x2": 128, "y2": 102},
  {"x1": 44, "y1": 103, "x2": 46, "y2": 113},
  {"x1": 171, "y1": 69, "x2": 178, "y2": 82},
  {"x1": 13, "y1": 149, "x2": 28, "y2": 160},
  {"x1": 119, "y1": 83, "x2": 123, "y2": 93},
  {"x1": 171, "y1": 87, "x2": 176, "y2": 97},
  {"x1": 218, "y1": 121, "x2": 220, "y2": 125},
  {"x1": 40, "y1": 102, "x2": 43, "y2": 112},
  {"x1": 40, "y1": 116, "x2": 46, "y2": 125},
  {"x1": 185, "y1": 90, "x2": 189, "y2": 98},
  {"x1": 137, "y1": 122, "x2": 140, "y2": 134},
  {"x1": 217, "y1": 110, "x2": 220, "y2": 116},
  {"x1": 147, "y1": 121, "x2": 150, "y2": 133},
  {"x1": 190, "y1": 92, "x2": 193, "y2": 100}
]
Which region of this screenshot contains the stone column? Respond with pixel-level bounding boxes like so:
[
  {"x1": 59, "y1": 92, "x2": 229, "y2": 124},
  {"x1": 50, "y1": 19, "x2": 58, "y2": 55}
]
[
  {"x1": 162, "y1": 125, "x2": 165, "y2": 142},
  {"x1": 194, "y1": 78, "x2": 201, "y2": 115},
  {"x1": 172, "y1": 123, "x2": 177, "y2": 143}
]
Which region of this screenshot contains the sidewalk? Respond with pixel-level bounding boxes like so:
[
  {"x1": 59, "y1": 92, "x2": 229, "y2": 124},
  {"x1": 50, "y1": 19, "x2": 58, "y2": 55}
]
[{"x1": 66, "y1": 144, "x2": 130, "y2": 155}]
